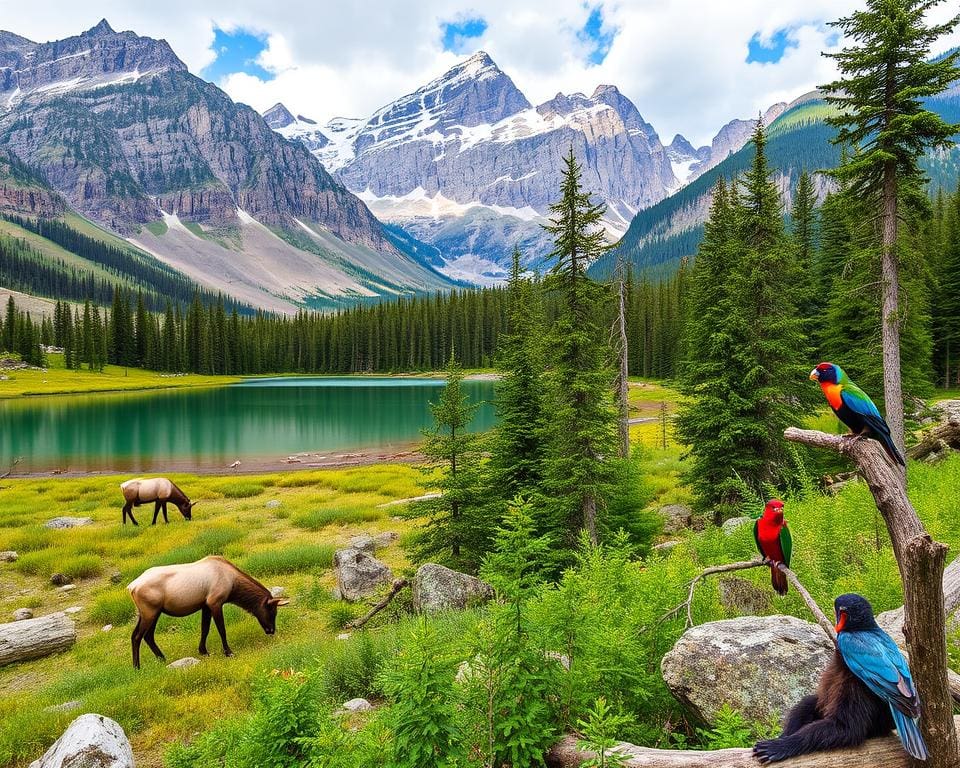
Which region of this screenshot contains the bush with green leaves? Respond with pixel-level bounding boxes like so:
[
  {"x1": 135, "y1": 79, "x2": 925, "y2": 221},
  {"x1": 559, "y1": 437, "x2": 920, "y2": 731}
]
[
  {"x1": 380, "y1": 620, "x2": 462, "y2": 768},
  {"x1": 576, "y1": 697, "x2": 634, "y2": 768}
]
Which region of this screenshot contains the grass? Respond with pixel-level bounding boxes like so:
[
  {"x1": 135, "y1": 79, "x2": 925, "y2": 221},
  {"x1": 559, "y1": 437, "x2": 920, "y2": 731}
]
[
  {"x1": 0, "y1": 465, "x2": 427, "y2": 768},
  {"x1": 0, "y1": 354, "x2": 241, "y2": 398}
]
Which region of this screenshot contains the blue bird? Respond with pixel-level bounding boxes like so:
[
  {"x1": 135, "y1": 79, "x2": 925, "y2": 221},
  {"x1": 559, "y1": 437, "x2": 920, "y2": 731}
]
[{"x1": 834, "y1": 593, "x2": 928, "y2": 760}]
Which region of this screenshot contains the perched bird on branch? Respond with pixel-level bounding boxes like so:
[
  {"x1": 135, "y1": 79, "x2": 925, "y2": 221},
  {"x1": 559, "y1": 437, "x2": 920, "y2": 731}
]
[
  {"x1": 809, "y1": 362, "x2": 905, "y2": 466},
  {"x1": 754, "y1": 499, "x2": 791, "y2": 596},
  {"x1": 754, "y1": 593, "x2": 927, "y2": 763}
]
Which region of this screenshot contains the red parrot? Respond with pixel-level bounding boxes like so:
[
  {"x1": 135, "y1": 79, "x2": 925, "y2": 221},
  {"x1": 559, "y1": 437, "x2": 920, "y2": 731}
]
[{"x1": 754, "y1": 499, "x2": 792, "y2": 596}]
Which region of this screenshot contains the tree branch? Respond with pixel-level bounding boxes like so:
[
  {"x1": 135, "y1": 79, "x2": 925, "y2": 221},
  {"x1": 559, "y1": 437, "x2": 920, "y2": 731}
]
[
  {"x1": 546, "y1": 719, "x2": 960, "y2": 768},
  {"x1": 0, "y1": 457, "x2": 20, "y2": 481},
  {"x1": 344, "y1": 578, "x2": 409, "y2": 630}
]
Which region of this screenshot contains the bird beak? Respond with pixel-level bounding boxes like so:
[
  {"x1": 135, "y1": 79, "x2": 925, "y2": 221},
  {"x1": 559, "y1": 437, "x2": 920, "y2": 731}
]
[
  {"x1": 809, "y1": 368, "x2": 819, "y2": 381},
  {"x1": 834, "y1": 611, "x2": 847, "y2": 633}
]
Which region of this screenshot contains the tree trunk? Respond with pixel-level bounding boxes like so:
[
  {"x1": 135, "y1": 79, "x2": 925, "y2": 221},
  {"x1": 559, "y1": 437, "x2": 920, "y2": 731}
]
[
  {"x1": 616, "y1": 259, "x2": 630, "y2": 459},
  {"x1": 547, "y1": 721, "x2": 960, "y2": 768},
  {"x1": 784, "y1": 428, "x2": 959, "y2": 768},
  {"x1": 0, "y1": 612, "x2": 76, "y2": 666},
  {"x1": 881, "y1": 158, "x2": 905, "y2": 468},
  {"x1": 583, "y1": 494, "x2": 597, "y2": 545}
]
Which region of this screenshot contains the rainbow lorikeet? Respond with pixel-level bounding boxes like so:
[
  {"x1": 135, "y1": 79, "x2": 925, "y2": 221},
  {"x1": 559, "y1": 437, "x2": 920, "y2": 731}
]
[
  {"x1": 809, "y1": 362, "x2": 905, "y2": 467},
  {"x1": 754, "y1": 499, "x2": 791, "y2": 595},
  {"x1": 834, "y1": 594, "x2": 928, "y2": 760}
]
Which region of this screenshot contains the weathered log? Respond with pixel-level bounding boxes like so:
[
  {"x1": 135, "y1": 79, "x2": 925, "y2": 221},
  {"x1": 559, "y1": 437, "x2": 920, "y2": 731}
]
[
  {"x1": 784, "y1": 427, "x2": 959, "y2": 768},
  {"x1": 908, "y1": 423, "x2": 960, "y2": 462},
  {"x1": 547, "y1": 718, "x2": 960, "y2": 768},
  {"x1": 0, "y1": 612, "x2": 76, "y2": 666}
]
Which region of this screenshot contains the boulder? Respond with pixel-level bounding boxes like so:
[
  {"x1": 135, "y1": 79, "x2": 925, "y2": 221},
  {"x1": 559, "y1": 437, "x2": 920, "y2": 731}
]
[
  {"x1": 50, "y1": 573, "x2": 71, "y2": 586},
  {"x1": 653, "y1": 540, "x2": 680, "y2": 553},
  {"x1": 167, "y1": 657, "x2": 200, "y2": 669},
  {"x1": 108, "y1": 571, "x2": 123, "y2": 584},
  {"x1": 412, "y1": 563, "x2": 494, "y2": 614},
  {"x1": 932, "y1": 400, "x2": 960, "y2": 426},
  {"x1": 102, "y1": 625, "x2": 113, "y2": 633},
  {"x1": 12, "y1": 608, "x2": 33, "y2": 621},
  {"x1": 348, "y1": 534, "x2": 376, "y2": 553},
  {"x1": 374, "y1": 531, "x2": 399, "y2": 548},
  {"x1": 0, "y1": 551, "x2": 17, "y2": 563},
  {"x1": 718, "y1": 577, "x2": 771, "y2": 617},
  {"x1": 333, "y1": 548, "x2": 393, "y2": 602},
  {"x1": 660, "y1": 615, "x2": 833, "y2": 726},
  {"x1": 29, "y1": 714, "x2": 133, "y2": 768},
  {"x1": 659, "y1": 504, "x2": 693, "y2": 534},
  {"x1": 721, "y1": 516, "x2": 753, "y2": 536},
  {"x1": 269, "y1": 586, "x2": 287, "y2": 599},
  {"x1": 45, "y1": 517, "x2": 93, "y2": 530},
  {"x1": 63, "y1": 607, "x2": 82, "y2": 615},
  {"x1": 340, "y1": 698, "x2": 373, "y2": 713},
  {"x1": 57, "y1": 585, "x2": 76, "y2": 594},
  {"x1": 266, "y1": 499, "x2": 281, "y2": 509}
]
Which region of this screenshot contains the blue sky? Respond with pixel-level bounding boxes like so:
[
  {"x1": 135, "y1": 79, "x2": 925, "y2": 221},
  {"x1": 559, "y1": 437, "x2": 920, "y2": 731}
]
[
  {"x1": 579, "y1": 6, "x2": 617, "y2": 65},
  {"x1": 441, "y1": 16, "x2": 488, "y2": 54},
  {"x1": 201, "y1": 27, "x2": 273, "y2": 82},
  {"x1": 746, "y1": 28, "x2": 799, "y2": 64}
]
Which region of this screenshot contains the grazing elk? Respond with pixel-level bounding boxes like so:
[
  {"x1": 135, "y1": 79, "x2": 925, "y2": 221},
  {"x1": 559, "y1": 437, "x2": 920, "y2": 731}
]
[
  {"x1": 127, "y1": 555, "x2": 288, "y2": 669},
  {"x1": 120, "y1": 477, "x2": 196, "y2": 525}
]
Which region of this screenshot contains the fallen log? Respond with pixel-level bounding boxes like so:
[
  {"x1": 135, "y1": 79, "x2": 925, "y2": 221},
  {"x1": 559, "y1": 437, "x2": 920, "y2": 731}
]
[
  {"x1": 547, "y1": 717, "x2": 960, "y2": 768},
  {"x1": 345, "y1": 578, "x2": 409, "y2": 629},
  {"x1": 908, "y1": 422, "x2": 960, "y2": 462},
  {"x1": 0, "y1": 612, "x2": 76, "y2": 666}
]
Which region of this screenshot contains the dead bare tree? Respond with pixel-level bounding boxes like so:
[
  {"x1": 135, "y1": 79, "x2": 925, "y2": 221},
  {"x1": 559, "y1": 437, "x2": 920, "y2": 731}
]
[
  {"x1": 344, "y1": 579, "x2": 409, "y2": 630},
  {"x1": 0, "y1": 457, "x2": 20, "y2": 482}
]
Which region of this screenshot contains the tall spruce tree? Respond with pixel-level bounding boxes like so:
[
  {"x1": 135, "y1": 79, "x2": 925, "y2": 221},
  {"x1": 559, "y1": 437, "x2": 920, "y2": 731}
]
[
  {"x1": 932, "y1": 183, "x2": 960, "y2": 387},
  {"x1": 821, "y1": 0, "x2": 960, "y2": 455},
  {"x1": 540, "y1": 148, "x2": 617, "y2": 545},
  {"x1": 678, "y1": 122, "x2": 814, "y2": 516},
  {"x1": 411, "y1": 352, "x2": 490, "y2": 573},
  {"x1": 487, "y1": 249, "x2": 546, "y2": 503}
]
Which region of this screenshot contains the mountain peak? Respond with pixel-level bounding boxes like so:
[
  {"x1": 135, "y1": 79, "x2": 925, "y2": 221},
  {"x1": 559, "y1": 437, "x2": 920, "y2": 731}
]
[
  {"x1": 84, "y1": 19, "x2": 115, "y2": 37},
  {"x1": 263, "y1": 103, "x2": 296, "y2": 129}
]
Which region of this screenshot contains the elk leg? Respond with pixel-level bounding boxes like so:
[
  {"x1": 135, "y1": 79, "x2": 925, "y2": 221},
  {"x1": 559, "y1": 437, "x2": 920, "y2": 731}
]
[
  {"x1": 199, "y1": 606, "x2": 211, "y2": 655},
  {"x1": 152, "y1": 502, "x2": 161, "y2": 525},
  {"x1": 162, "y1": 502, "x2": 169, "y2": 524},
  {"x1": 131, "y1": 613, "x2": 146, "y2": 669},
  {"x1": 143, "y1": 615, "x2": 165, "y2": 661},
  {"x1": 211, "y1": 605, "x2": 233, "y2": 657},
  {"x1": 122, "y1": 501, "x2": 138, "y2": 526}
]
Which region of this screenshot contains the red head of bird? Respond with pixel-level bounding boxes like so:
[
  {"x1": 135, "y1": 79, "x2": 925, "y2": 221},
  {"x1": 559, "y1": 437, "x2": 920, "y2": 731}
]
[
  {"x1": 809, "y1": 362, "x2": 841, "y2": 384},
  {"x1": 762, "y1": 498, "x2": 785, "y2": 524}
]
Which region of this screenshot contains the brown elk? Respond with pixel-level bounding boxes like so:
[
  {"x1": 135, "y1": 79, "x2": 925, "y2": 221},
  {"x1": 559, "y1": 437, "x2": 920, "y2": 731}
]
[
  {"x1": 120, "y1": 478, "x2": 196, "y2": 525},
  {"x1": 126, "y1": 556, "x2": 288, "y2": 669}
]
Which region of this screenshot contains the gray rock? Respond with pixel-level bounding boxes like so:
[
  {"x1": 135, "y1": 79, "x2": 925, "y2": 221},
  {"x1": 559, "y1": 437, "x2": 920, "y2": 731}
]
[
  {"x1": 333, "y1": 548, "x2": 393, "y2": 602},
  {"x1": 269, "y1": 586, "x2": 286, "y2": 599},
  {"x1": 933, "y1": 400, "x2": 960, "y2": 426},
  {"x1": 0, "y1": 551, "x2": 17, "y2": 563},
  {"x1": 659, "y1": 504, "x2": 693, "y2": 534},
  {"x1": 50, "y1": 573, "x2": 71, "y2": 586},
  {"x1": 43, "y1": 700, "x2": 82, "y2": 714},
  {"x1": 45, "y1": 517, "x2": 93, "y2": 530},
  {"x1": 57, "y1": 585, "x2": 76, "y2": 594},
  {"x1": 13, "y1": 608, "x2": 33, "y2": 621},
  {"x1": 28, "y1": 713, "x2": 133, "y2": 768},
  {"x1": 340, "y1": 698, "x2": 372, "y2": 712},
  {"x1": 374, "y1": 531, "x2": 399, "y2": 548},
  {"x1": 167, "y1": 657, "x2": 200, "y2": 669},
  {"x1": 102, "y1": 625, "x2": 113, "y2": 632},
  {"x1": 412, "y1": 563, "x2": 494, "y2": 614},
  {"x1": 266, "y1": 500, "x2": 281, "y2": 509},
  {"x1": 721, "y1": 516, "x2": 753, "y2": 536},
  {"x1": 108, "y1": 571, "x2": 123, "y2": 584},
  {"x1": 348, "y1": 535, "x2": 376, "y2": 553},
  {"x1": 63, "y1": 607, "x2": 82, "y2": 615},
  {"x1": 661, "y1": 615, "x2": 833, "y2": 726},
  {"x1": 718, "y1": 577, "x2": 771, "y2": 617}
]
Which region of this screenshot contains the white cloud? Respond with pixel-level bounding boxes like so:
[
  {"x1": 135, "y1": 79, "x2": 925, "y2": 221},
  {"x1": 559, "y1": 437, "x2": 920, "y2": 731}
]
[{"x1": 2, "y1": 1, "x2": 958, "y2": 146}]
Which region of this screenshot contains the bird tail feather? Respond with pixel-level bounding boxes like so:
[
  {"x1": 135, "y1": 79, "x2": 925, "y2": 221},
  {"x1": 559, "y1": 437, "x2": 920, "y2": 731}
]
[
  {"x1": 868, "y1": 416, "x2": 906, "y2": 466},
  {"x1": 770, "y1": 565, "x2": 788, "y2": 597},
  {"x1": 891, "y1": 707, "x2": 928, "y2": 761}
]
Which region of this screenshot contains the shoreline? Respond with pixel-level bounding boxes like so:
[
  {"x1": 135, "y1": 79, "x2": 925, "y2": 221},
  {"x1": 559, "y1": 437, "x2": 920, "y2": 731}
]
[{"x1": 2, "y1": 446, "x2": 426, "y2": 480}]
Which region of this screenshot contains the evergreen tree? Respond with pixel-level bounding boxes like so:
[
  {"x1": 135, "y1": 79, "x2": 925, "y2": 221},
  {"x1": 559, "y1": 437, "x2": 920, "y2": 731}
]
[
  {"x1": 540, "y1": 148, "x2": 617, "y2": 545},
  {"x1": 932, "y1": 183, "x2": 960, "y2": 387},
  {"x1": 81, "y1": 300, "x2": 93, "y2": 369},
  {"x1": 2, "y1": 296, "x2": 14, "y2": 352},
  {"x1": 821, "y1": 0, "x2": 960, "y2": 454},
  {"x1": 791, "y1": 170, "x2": 819, "y2": 336},
  {"x1": 411, "y1": 352, "x2": 490, "y2": 573},
  {"x1": 678, "y1": 122, "x2": 814, "y2": 516},
  {"x1": 487, "y1": 249, "x2": 546, "y2": 503}
]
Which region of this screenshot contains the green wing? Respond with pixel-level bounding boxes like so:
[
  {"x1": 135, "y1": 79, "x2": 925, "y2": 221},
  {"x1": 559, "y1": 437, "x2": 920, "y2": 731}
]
[
  {"x1": 753, "y1": 519, "x2": 763, "y2": 559},
  {"x1": 779, "y1": 524, "x2": 793, "y2": 568}
]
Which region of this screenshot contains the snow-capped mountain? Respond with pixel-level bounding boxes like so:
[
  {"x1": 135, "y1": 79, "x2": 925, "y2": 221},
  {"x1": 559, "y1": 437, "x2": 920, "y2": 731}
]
[
  {"x1": 264, "y1": 103, "x2": 330, "y2": 152},
  {"x1": 269, "y1": 52, "x2": 679, "y2": 282},
  {"x1": 0, "y1": 20, "x2": 454, "y2": 311}
]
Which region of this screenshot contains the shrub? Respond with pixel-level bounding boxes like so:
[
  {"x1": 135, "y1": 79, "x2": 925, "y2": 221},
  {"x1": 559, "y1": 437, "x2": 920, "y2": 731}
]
[
  {"x1": 217, "y1": 482, "x2": 265, "y2": 499},
  {"x1": 292, "y1": 507, "x2": 380, "y2": 531},
  {"x1": 326, "y1": 603, "x2": 359, "y2": 631},
  {"x1": 60, "y1": 554, "x2": 103, "y2": 580},
  {"x1": 90, "y1": 589, "x2": 137, "y2": 626}
]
